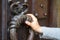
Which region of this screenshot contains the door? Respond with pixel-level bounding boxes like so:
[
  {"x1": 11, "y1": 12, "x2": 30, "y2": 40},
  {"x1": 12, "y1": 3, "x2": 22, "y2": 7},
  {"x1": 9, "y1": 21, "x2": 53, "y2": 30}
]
[{"x1": 1, "y1": 0, "x2": 55, "y2": 40}]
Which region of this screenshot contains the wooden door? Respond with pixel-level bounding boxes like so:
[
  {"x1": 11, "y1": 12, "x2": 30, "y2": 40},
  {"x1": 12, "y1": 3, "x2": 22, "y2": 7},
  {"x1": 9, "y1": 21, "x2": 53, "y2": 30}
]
[
  {"x1": 28, "y1": 0, "x2": 49, "y2": 26},
  {"x1": 1, "y1": 0, "x2": 56, "y2": 40},
  {"x1": 0, "y1": 0, "x2": 2, "y2": 40}
]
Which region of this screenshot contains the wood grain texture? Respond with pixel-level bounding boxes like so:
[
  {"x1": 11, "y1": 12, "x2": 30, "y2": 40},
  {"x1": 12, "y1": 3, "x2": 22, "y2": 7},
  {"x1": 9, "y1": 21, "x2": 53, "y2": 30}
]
[{"x1": 0, "y1": 0, "x2": 2, "y2": 40}]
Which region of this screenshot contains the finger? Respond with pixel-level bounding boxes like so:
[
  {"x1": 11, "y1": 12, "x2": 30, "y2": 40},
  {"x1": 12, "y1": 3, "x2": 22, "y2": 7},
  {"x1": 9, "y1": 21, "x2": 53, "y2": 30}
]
[
  {"x1": 26, "y1": 14, "x2": 37, "y2": 21},
  {"x1": 26, "y1": 14, "x2": 35, "y2": 18},
  {"x1": 25, "y1": 21, "x2": 31, "y2": 26}
]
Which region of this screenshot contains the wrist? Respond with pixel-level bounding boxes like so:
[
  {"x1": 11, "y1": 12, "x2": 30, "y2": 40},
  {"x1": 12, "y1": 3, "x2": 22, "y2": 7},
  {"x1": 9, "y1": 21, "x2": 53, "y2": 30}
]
[{"x1": 34, "y1": 26, "x2": 42, "y2": 33}]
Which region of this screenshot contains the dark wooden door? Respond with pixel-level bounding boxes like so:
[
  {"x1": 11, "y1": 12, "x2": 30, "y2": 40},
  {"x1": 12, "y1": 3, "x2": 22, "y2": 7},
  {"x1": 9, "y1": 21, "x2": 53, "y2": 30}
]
[
  {"x1": 28, "y1": 0, "x2": 49, "y2": 26},
  {"x1": 1, "y1": 0, "x2": 56, "y2": 40},
  {"x1": 0, "y1": 0, "x2": 2, "y2": 40}
]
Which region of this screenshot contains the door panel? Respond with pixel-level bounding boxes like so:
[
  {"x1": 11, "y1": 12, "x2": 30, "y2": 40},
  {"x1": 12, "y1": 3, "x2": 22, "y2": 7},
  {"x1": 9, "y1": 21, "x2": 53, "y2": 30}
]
[
  {"x1": 28, "y1": 0, "x2": 49, "y2": 26},
  {"x1": 34, "y1": 0, "x2": 48, "y2": 18}
]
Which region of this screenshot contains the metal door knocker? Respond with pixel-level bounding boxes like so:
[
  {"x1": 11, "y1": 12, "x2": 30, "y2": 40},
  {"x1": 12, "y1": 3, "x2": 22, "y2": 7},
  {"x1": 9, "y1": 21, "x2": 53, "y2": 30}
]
[{"x1": 8, "y1": 0, "x2": 41, "y2": 40}]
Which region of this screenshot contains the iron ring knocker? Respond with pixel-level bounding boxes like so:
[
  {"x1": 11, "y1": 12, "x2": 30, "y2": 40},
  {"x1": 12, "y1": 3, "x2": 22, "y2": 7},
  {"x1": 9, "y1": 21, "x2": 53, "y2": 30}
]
[
  {"x1": 9, "y1": 1, "x2": 42, "y2": 40},
  {"x1": 9, "y1": 15, "x2": 33, "y2": 40},
  {"x1": 9, "y1": 1, "x2": 33, "y2": 40}
]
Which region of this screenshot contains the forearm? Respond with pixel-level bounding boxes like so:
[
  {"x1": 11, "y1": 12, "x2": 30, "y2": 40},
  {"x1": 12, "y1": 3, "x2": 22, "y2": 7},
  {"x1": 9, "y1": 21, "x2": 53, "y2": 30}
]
[{"x1": 40, "y1": 27, "x2": 60, "y2": 40}]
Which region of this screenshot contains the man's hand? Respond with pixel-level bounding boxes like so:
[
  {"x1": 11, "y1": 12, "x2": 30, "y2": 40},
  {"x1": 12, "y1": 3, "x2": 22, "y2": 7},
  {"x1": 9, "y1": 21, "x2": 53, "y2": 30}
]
[{"x1": 25, "y1": 14, "x2": 42, "y2": 33}]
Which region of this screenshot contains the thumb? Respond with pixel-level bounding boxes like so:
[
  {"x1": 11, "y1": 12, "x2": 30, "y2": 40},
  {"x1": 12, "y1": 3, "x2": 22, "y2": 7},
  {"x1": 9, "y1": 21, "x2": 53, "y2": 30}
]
[{"x1": 25, "y1": 21, "x2": 31, "y2": 26}]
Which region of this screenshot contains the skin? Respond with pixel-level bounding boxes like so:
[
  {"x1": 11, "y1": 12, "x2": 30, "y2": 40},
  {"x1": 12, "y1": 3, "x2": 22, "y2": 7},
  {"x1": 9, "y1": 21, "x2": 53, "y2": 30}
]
[{"x1": 25, "y1": 14, "x2": 42, "y2": 33}]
